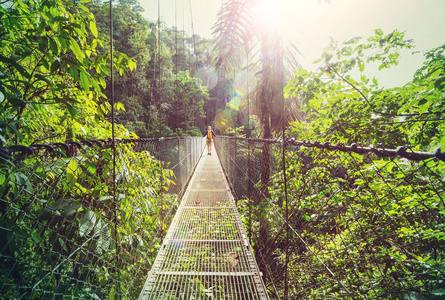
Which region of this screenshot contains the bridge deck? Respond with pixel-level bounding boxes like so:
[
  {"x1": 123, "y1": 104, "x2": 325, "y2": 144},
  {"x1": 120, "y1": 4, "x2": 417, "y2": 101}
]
[{"x1": 138, "y1": 152, "x2": 268, "y2": 299}]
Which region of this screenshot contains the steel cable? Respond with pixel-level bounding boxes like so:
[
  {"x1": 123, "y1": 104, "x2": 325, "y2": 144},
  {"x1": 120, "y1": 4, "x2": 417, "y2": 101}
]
[{"x1": 214, "y1": 135, "x2": 444, "y2": 298}]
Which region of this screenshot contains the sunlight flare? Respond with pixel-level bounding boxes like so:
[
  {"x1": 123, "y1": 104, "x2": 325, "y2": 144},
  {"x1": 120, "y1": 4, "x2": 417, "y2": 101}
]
[{"x1": 253, "y1": 0, "x2": 283, "y2": 31}]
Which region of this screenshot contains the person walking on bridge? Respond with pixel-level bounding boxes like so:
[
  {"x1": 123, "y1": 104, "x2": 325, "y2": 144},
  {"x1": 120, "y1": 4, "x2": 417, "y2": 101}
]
[{"x1": 204, "y1": 126, "x2": 216, "y2": 155}]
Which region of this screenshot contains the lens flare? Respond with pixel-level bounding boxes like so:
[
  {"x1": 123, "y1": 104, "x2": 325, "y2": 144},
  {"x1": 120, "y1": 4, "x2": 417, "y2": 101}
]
[
  {"x1": 214, "y1": 111, "x2": 234, "y2": 132},
  {"x1": 227, "y1": 90, "x2": 243, "y2": 112},
  {"x1": 234, "y1": 90, "x2": 245, "y2": 98},
  {"x1": 196, "y1": 67, "x2": 218, "y2": 90},
  {"x1": 227, "y1": 102, "x2": 240, "y2": 111},
  {"x1": 233, "y1": 70, "x2": 257, "y2": 98}
]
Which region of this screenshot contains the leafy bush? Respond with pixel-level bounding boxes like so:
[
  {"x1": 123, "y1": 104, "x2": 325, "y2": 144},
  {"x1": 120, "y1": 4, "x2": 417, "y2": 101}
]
[{"x1": 0, "y1": 142, "x2": 175, "y2": 298}]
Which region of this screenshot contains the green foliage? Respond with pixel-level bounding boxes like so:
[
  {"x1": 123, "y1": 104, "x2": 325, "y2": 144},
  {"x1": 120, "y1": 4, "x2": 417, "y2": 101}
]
[
  {"x1": 87, "y1": 1, "x2": 212, "y2": 137},
  {"x1": 0, "y1": 0, "x2": 172, "y2": 298},
  {"x1": 396, "y1": 44, "x2": 445, "y2": 150},
  {"x1": 285, "y1": 30, "x2": 445, "y2": 151},
  {"x1": 224, "y1": 125, "x2": 245, "y2": 137},
  {"x1": 0, "y1": 0, "x2": 135, "y2": 145},
  {"x1": 212, "y1": 0, "x2": 253, "y2": 73},
  {"x1": 257, "y1": 29, "x2": 445, "y2": 298},
  {"x1": 284, "y1": 30, "x2": 416, "y2": 146},
  {"x1": 268, "y1": 149, "x2": 445, "y2": 299},
  {"x1": 213, "y1": 0, "x2": 303, "y2": 140},
  {"x1": 166, "y1": 70, "x2": 209, "y2": 133},
  {"x1": 0, "y1": 143, "x2": 175, "y2": 298}
]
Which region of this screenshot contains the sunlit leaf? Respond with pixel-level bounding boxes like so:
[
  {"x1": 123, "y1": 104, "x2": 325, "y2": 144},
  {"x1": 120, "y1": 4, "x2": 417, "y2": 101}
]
[
  {"x1": 79, "y1": 211, "x2": 96, "y2": 237},
  {"x1": 80, "y1": 70, "x2": 90, "y2": 92},
  {"x1": 69, "y1": 37, "x2": 85, "y2": 62},
  {"x1": 90, "y1": 20, "x2": 98, "y2": 38}
]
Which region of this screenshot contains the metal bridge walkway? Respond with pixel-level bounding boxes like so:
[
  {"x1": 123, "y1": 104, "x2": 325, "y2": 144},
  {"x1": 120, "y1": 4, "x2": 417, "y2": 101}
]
[{"x1": 138, "y1": 151, "x2": 269, "y2": 299}]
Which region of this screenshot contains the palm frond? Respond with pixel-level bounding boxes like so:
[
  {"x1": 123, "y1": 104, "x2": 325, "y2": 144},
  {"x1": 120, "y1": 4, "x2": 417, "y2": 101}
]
[
  {"x1": 212, "y1": 0, "x2": 255, "y2": 73},
  {"x1": 213, "y1": 0, "x2": 305, "y2": 135}
]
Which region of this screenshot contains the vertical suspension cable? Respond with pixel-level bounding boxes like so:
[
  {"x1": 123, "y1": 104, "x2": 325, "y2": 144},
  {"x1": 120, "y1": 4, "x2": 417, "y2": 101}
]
[
  {"x1": 182, "y1": 0, "x2": 185, "y2": 68},
  {"x1": 277, "y1": 0, "x2": 289, "y2": 297},
  {"x1": 149, "y1": 0, "x2": 160, "y2": 133},
  {"x1": 182, "y1": 0, "x2": 189, "y2": 72},
  {"x1": 174, "y1": 0, "x2": 178, "y2": 134},
  {"x1": 188, "y1": 0, "x2": 197, "y2": 127},
  {"x1": 233, "y1": 72, "x2": 236, "y2": 196},
  {"x1": 246, "y1": 45, "x2": 252, "y2": 240},
  {"x1": 280, "y1": 30, "x2": 289, "y2": 300},
  {"x1": 158, "y1": 0, "x2": 161, "y2": 91},
  {"x1": 109, "y1": 0, "x2": 119, "y2": 296},
  {"x1": 175, "y1": 0, "x2": 178, "y2": 75},
  {"x1": 246, "y1": 48, "x2": 250, "y2": 140},
  {"x1": 188, "y1": 0, "x2": 197, "y2": 73},
  {"x1": 148, "y1": 0, "x2": 159, "y2": 132}
]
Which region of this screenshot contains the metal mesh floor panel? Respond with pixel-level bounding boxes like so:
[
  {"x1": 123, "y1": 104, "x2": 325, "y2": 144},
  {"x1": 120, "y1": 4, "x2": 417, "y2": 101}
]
[
  {"x1": 172, "y1": 208, "x2": 242, "y2": 240},
  {"x1": 196, "y1": 164, "x2": 222, "y2": 172},
  {"x1": 185, "y1": 191, "x2": 231, "y2": 207},
  {"x1": 158, "y1": 240, "x2": 251, "y2": 273},
  {"x1": 139, "y1": 152, "x2": 268, "y2": 300},
  {"x1": 190, "y1": 179, "x2": 227, "y2": 190},
  {"x1": 141, "y1": 274, "x2": 264, "y2": 300},
  {"x1": 194, "y1": 171, "x2": 225, "y2": 181}
]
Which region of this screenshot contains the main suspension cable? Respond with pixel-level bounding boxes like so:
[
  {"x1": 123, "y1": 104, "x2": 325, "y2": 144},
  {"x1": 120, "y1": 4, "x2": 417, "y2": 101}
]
[{"x1": 215, "y1": 137, "x2": 354, "y2": 297}]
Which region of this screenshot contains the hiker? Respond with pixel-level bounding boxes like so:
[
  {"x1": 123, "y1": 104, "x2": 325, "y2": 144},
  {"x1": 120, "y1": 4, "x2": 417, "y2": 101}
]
[{"x1": 204, "y1": 126, "x2": 216, "y2": 155}]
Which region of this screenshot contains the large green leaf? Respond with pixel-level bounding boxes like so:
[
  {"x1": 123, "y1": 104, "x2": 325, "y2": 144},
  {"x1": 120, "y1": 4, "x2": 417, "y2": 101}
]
[
  {"x1": 79, "y1": 211, "x2": 96, "y2": 237},
  {"x1": 69, "y1": 37, "x2": 85, "y2": 62},
  {"x1": 80, "y1": 70, "x2": 90, "y2": 92},
  {"x1": 90, "y1": 20, "x2": 98, "y2": 38},
  {"x1": 14, "y1": 172, "x2": 33, "y2": 194},
  {"x1": 66, "y1": 159, "x2": 78, "y2": 187},
  {"x1": 95, "y1": 219, "x2": 110, "y2": 252}
]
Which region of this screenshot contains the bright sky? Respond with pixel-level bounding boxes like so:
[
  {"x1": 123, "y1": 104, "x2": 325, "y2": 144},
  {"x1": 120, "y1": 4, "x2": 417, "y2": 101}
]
[{"x1": 139, "y1": 0, "x2": 445, "y2": 87}]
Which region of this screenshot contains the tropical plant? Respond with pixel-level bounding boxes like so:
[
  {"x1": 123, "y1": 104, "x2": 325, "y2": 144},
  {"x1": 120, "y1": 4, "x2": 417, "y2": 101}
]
[
  {"x1": 0, "y1": 0, "x2": 136, "y2": 147},
  {"x1": 212, "y1": 0, "x2": 304, "y2": 282},
  {"x1": 212, "y1": 0, "x2": 303, "y2": 137},
  {"x1": 260, "y1": 29, "x2": 445, "y2": 298},
  {"x1": 284, "y1": 29, "x2": 445, "y2": 151}
]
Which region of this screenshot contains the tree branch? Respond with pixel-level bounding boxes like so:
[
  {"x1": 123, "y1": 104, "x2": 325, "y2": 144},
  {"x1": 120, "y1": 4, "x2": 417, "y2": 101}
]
[{"x1": 329, "y1": 66, "x2": 421, "y2": 117}]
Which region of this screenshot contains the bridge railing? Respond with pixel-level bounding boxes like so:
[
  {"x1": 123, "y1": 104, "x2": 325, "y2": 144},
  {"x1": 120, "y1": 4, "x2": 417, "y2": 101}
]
[
  {"x1": 0, "y1": 137, "x2": 204, "y2": 299},
  {"x1": 214, "y1": 136, "x2": 445, "y2": 299}
]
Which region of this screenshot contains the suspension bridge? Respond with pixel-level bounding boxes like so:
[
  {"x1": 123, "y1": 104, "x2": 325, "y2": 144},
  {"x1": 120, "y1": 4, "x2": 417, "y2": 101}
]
[
  {"x1": 1, "y1": 0, "x2": 444, "y2": 297},
  {"x1": 1, "y1": 136, "x2": 444, "y2": 299},
  {"x1": 138, "y1": 151, "x2": 268, "y2": 299}
]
